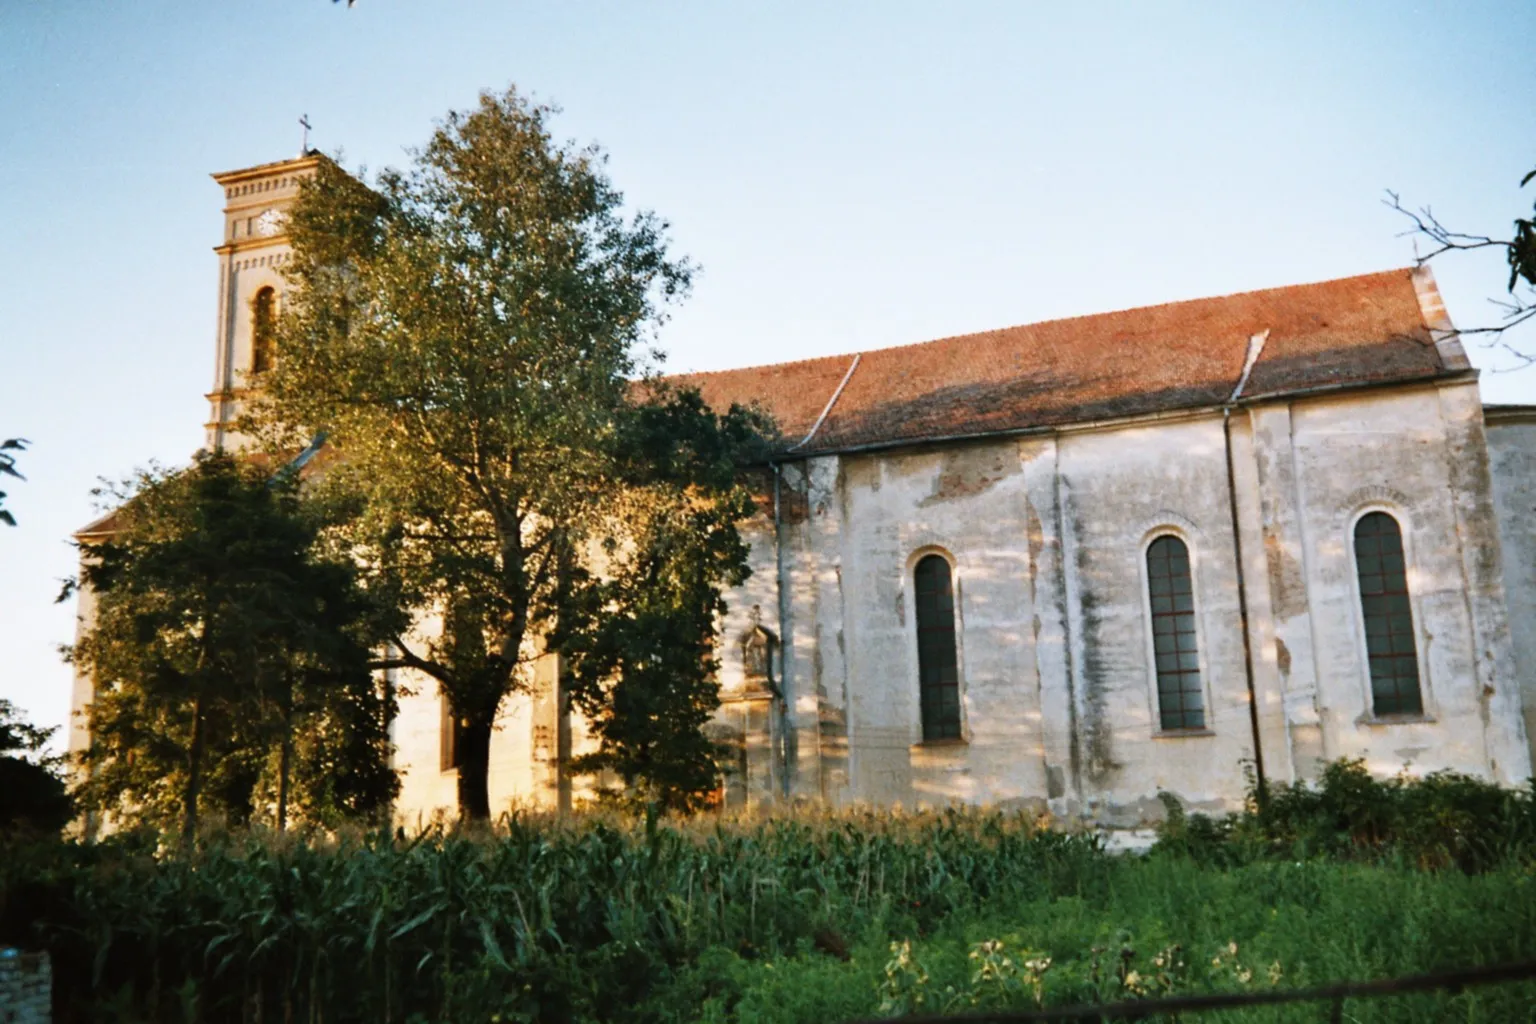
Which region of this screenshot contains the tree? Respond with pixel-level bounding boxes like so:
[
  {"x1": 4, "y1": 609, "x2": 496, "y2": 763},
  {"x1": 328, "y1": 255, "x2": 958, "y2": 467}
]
[
  {"x1": 1387, "y1": 167, "x2": 1536, "y2": 367},
  {"x1": 0, "y1": 699, "x2": 71, "y2": 834},
  {"x1": 0, "y1": 437, "x2": 27, "y2": 526},
  {"x1": 555, "y1": 387, "x2": 772, "y2": 811},
  {"x1": 66, "y1": 451, "x2": 398, "y2": 840},
  {"x1": 252, "y1": 87, "x2": 767, "y2": 819}
]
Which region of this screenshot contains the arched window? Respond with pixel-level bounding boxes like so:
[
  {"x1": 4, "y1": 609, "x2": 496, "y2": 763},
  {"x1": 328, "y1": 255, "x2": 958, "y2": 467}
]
[
  {"x1": 914, "y1": 554, "x2": 962, "y2": 741},
  {"x1": 1146, "y1": 535, "x2": 1205, "y2": 730},
  {"x1": 251, "y1": 287, "x2": 276, "y2": 374},
  {"x1": 1353, "y1": 512, "x2": 1423, "y2": 716}
]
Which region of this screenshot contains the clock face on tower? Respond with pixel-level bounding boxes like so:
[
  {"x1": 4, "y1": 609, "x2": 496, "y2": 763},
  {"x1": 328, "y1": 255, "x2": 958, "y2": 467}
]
[{"x1": 254, "y1": 208, "x2": 283, "y2": 237}]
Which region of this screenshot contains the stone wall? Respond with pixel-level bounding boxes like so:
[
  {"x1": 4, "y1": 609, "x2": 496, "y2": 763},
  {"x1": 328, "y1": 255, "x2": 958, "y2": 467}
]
[{"x1": 0, "y1": 950, "x2": 51, "y2": 1024}]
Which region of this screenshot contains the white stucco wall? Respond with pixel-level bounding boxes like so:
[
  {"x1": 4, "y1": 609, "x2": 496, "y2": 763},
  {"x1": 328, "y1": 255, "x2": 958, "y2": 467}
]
[
  {"x1": 677, "y1": 379, "x2": 1531, "y2": 831},
  {"x1": 1274, "y1": 384, "x2": 1527, "y2": 783},
  {"x1": 1488, "y1": 410, "x2": 1536, "y2": 773}
]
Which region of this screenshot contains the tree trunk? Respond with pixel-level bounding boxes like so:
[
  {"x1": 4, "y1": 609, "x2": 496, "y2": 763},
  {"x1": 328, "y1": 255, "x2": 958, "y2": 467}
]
[
  {"x1": 456, "y1": 711, "x2": 494, "y2": 820},
  {"x1": 381, "y1": 658, "x2": 397, "y2": 825},
  {"x1": 182, "y1": 691, "x2": 206, "y2": 846},
  {"x1": 276, "y1": 683, "x2": 293, "y2": 832}
]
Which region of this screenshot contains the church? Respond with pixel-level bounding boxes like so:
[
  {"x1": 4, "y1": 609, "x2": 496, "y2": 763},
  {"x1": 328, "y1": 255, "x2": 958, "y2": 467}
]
[{"x1": 70, "y1": 153, "x2": 1536, "y2": 826}]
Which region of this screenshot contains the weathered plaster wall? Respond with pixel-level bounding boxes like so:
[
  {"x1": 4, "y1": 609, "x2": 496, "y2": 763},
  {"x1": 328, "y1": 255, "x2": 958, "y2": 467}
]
[
  {"x1": 1487, "y1": 412, "x2": 1536, "y2": 770},
  {"x1": 1283, "y1": 383, "x2": 1527, "y2": 783},
  {"x1": 835, "y1": 441, "x2": 1047, "y2": 808},
  {"x1": 728, "y1": 415, "x2": 1261, "y2": 823},
  {"x1": 714, "y1": 490, "x2": 794, "y2": 808},
  {"x1": 1053, "y1": 417, "x2": 1257, "y2": 821},
  {"x1": 334, "y1": 385, "x2": 1536, "y2": 826},
  {"x1": 694, "y1": 381, "x2": 1530, "y2": 827},
  {"x1": 389, "y1": 610, "x2": 575, "y2": 823},
  {"x1": 391, "y1": 661, "x2": 590, "y2": 823}
]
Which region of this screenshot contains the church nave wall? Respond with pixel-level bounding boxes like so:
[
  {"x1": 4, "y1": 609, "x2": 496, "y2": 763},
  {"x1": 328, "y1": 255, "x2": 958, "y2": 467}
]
[
  {"x1": 719, "y1": 381, "x2": 1531, "y2": 827},
  {"x1": 1281, "y1": 383, "x2": 1529, "y2": 784},
  {"x1": 1487, "y1": 410, "x2": 1536, "y2": 773}
]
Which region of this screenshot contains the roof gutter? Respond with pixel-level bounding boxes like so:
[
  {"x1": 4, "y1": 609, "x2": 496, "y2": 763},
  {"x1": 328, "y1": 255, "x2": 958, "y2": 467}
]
[
  {"x1": 766, "y1": 351, "x2": 862, "y2": 802},
  {"x1": 759, "y1": 368, "x2": 1477, "y2": 464}
]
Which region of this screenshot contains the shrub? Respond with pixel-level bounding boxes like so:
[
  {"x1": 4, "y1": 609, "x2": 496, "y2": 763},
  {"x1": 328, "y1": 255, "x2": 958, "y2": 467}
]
[{"x1": 1154, "y1": 758, "x2": 1536, "y2": 872}]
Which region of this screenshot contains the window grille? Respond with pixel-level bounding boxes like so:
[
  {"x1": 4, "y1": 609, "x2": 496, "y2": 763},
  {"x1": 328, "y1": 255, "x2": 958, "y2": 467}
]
[
  {"x1": 913, "y1": 554, "x2": 962, "y2": 741},
  {"x1": 1353, "y1": 512, "x2": 1423, "y2": 716},
  {"x1": 1146, "y1": 535, "x2": 1205, "y2": 731}
]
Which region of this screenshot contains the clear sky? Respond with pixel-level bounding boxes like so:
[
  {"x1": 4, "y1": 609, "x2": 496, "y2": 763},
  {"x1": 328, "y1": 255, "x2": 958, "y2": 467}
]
[{"x1": 2, "y1": 2, "x2": 1533, "y2": 743}]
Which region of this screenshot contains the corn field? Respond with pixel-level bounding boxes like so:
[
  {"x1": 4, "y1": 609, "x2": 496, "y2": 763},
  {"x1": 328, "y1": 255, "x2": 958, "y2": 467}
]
[
  {"x1": 2, "y1": 809, "x2": 1098, "y2": 1022},
  {"x1": 4, "y1": 799, "x2": 1535, "y2": 1023}
]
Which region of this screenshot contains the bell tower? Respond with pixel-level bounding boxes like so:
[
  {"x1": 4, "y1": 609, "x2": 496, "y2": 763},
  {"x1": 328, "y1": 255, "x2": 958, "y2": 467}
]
[{"x1": 205, "y1": 153, "x2": 324, "y2": 450}]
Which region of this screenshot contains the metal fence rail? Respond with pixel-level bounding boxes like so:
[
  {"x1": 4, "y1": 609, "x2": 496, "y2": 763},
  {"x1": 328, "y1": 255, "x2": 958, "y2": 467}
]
[{"x1": 846, "y1": 957, "x2": 1536, "y2": 1023}]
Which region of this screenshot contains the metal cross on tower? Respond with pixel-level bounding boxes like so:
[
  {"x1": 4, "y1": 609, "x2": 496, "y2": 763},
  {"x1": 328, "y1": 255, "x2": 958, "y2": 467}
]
[{"x1": 299, "y1": 114, "x2": 312, "y2": 154}]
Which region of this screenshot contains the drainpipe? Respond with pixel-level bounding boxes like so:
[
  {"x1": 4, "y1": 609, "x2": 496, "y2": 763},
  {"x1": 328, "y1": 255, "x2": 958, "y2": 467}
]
[
  {"x1": 768, "y1": 353, "x2": 860, "y2": 803},
  {"x1": 771, "y1": 462, "x2": 790, "y2": 800},
  {"x1": 1224, "y1": 330, "x2": 1269, "y2": 805}
]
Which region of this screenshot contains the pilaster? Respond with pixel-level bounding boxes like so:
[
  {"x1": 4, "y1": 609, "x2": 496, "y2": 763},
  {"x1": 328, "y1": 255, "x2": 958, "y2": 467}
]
[
  {"x1": 1436, "y1": 383, "x2": 1531, "y2": 783},
  {"x1": 1244, "y1": 403, "x2": 1316, "y2": 782},
  {"x1": 1019, "y1": 436, "x2": 1079, "y2": 815}
]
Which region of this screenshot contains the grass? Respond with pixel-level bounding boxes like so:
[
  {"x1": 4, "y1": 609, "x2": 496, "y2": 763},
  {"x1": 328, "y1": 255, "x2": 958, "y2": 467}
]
[{"x1": 677, "y1": 858, "x2": 1536, "y2": 1023}]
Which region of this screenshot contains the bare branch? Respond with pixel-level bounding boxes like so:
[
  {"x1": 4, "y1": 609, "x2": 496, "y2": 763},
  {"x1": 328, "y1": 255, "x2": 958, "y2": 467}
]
[
  {"x1": 1384, "y1": 188, "x2": 1535, "y2": 366},
  {"x1": 1384, "y1": 191, "x2": 1508, "y2": 260}
]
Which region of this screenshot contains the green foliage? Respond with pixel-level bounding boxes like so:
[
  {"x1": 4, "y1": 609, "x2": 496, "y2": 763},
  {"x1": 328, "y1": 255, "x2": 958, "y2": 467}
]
[
  {"x1": 0, "y1": 699, "x2": 71, "y2": 835},
  {"x1": 66, "y1": 450, "x2": 398, "y2": 837},
  {"x1": 6, "y1": 805, "x2": 1536, "y2": 1022},
  {"x1": 255, "y1": 86, "x2": 768, "y2": 818},
  {"x1": 1154, "y1": 758, "x2": 1536, "y2": 872},
  {"x1": 557, "y1": 386, "x2": 776, "y2": 812},
  {"x1": 1510, "y1": 166, "x2": 1536, "y2": 292},
  {"x1": 0, "y1": 436, "x2": 26, "y2": 526},
  {"x1": 0, "y1": 698, "x2": 55, "y2": 759},
  {"x1": 709, "y1": 861, "x2": 1536, "y2": 1022},
  {"x1": 2, "y1": 808, "x2": 1082, "y2": 1022}
]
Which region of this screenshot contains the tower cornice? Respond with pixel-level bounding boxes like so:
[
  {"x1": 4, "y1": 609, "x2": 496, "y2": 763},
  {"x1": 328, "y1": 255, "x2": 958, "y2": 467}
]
[
  {"x1": 214, "y1": 237, "x2": 293, "y2": 256},
  {"x1": 211, "y1": 153, "x2": 328, "y2": 188}
]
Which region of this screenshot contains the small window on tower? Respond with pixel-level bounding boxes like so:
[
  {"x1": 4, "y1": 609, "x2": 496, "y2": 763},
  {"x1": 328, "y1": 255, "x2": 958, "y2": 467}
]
[
  {"x1": 440, "y1": 691, "x2": 465, "y2": 772},
  {"x1": 251, "y1": 287, "x2": 276, "y2": 374}
]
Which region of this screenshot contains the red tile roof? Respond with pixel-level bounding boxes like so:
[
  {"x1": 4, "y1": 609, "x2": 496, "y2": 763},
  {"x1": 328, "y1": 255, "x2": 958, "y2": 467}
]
[{"x1": 669, "y1": 268, "x2": 1452, "y2": 455}]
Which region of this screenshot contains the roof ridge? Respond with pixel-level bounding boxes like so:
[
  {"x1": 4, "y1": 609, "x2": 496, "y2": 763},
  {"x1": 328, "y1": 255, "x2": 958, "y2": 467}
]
[{"x1": 665, "y1": 267, "x2": 1419, "y2": 382}]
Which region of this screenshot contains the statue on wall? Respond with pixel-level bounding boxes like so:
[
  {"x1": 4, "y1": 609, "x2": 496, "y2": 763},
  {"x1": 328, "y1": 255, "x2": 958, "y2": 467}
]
[{"x1": 741, "y1": 609, "x2": 778, "y2": 697}]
